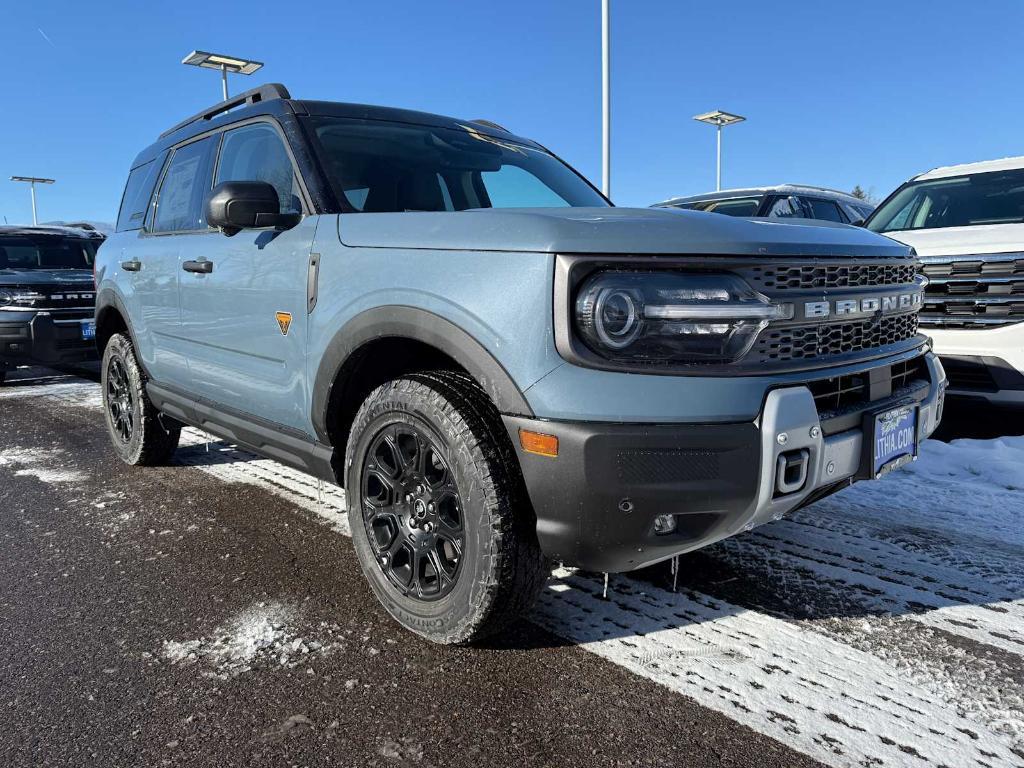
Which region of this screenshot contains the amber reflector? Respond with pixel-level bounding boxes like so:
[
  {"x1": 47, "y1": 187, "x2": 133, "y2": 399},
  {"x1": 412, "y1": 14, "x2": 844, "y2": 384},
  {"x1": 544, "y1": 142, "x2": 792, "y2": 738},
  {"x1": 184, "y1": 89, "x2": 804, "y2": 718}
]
[{"x1": 519, "y1": 429, "x2": 559, "y2": 457}]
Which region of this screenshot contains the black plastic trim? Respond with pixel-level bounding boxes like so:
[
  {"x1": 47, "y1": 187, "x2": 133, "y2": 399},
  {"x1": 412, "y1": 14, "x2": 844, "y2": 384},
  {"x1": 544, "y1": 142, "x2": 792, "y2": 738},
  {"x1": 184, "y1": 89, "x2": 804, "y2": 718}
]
[
  {"x1": 147, "y1": 381, "x2": 336, "y2": 483},
  {"x1": 311, "y1": 306, "x2": 533, "y2": 442},
  {"x1": 503, "y1": 414, "x2": 761, "y2": 572}
]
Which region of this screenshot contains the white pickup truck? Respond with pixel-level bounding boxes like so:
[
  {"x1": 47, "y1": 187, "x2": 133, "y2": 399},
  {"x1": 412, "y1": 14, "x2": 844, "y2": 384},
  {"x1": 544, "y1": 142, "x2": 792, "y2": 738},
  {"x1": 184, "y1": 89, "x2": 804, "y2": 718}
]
[{"x1": 867, "y1": 157, "x2": 1024, "y2": 409}]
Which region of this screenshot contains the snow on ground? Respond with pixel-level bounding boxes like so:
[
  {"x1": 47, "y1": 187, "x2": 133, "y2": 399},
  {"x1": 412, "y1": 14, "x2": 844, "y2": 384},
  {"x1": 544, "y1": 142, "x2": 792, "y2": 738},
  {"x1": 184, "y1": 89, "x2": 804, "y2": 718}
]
[
  {"x1": 4, "y1": 379, "x2": 1023, "y2": 767},
  {"x1": 159, "y1": 601, "x2": 345, "y2": 678},
  {"x1": 0, "y1": 447, "x2": 89, "y2": 484}
]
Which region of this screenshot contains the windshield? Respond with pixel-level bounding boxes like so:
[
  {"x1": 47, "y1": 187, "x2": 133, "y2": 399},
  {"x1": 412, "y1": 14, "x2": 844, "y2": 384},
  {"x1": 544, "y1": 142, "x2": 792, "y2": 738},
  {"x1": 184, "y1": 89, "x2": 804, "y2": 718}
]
[
  {"x1": 867, "y1": 169, "x2": 1024, "y2": 233},
  {"x1": 678, "y1": 197, "x2": 762, "y2": 217},
  {"x1": 310, "y1": 117, "x2": 608, "y2": 212},
  {"x1": 0, "y1": 235, "x2": 98, "y2": 270}
]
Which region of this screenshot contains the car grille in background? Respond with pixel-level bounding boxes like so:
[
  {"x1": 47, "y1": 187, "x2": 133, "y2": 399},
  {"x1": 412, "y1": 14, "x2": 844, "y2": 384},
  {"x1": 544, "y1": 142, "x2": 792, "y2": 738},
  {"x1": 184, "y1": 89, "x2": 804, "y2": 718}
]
[
  {"x1": 920, "y1": 254, "x2": 1024, "y2": 328},
  {"x1": 940, "y1": 357, "x2": 999, "y2": 392},
  {"x1": 755, "y1": 313, "x2": 920, "y2": 362},
  {"x1": 747, "y1": 262, "x2": 918, "y2": 291}
]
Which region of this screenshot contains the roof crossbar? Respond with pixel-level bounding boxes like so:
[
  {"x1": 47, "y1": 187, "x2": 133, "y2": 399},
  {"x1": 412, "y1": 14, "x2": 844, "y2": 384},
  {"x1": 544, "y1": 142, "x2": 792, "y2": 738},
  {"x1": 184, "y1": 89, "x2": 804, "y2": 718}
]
[{"x1": 158, "y1": 83, "x2": 291, "y2": 139}]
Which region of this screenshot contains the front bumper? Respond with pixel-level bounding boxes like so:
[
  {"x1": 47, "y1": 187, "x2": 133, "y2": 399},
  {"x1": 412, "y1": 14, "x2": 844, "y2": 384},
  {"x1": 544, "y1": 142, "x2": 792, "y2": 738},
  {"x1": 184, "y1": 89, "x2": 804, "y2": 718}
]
[
  {"x1": 505, "y1": 351, "x2": 946, "y2": 572},
  {"x1": 0, "y1": 311, "x2": 97, "y2": 369},
  {"x1": 927, "y1": 324, "x2": 1024, "y2": 408}
]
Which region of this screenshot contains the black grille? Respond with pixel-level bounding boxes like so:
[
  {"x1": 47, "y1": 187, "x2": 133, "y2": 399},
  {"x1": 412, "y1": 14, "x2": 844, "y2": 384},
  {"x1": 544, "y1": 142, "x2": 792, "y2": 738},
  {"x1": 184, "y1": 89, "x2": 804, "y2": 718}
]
[
  {"x1": 806, "y1": 355, "x2": 930, "y2": 434},
  {"x1": 920, "y1": 255, "x2": 1024, "y2": 328},
  {"x1": 755, "y1": 314, "x2": 919, "y2": 362},
  {"x1": 748, "y1": 262, "x2": 917, "y2": 291}
]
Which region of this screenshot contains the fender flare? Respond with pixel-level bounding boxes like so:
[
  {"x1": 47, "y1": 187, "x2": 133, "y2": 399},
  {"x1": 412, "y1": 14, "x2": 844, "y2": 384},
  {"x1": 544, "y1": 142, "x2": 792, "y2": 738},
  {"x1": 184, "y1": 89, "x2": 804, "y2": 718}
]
[
  {"x1": 94, "y1": 288, "x2": 142, "y2": 361},
  {"x1": 312, "y1": 306, "x2": 534, "y2": 442}
]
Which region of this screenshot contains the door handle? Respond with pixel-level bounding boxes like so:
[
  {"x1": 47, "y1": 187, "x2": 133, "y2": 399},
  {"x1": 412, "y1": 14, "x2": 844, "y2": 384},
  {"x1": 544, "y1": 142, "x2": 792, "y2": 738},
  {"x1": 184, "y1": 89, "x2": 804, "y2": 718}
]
[
  {"x1": 121, "y1": 259, "x2": 141, "y2": 272},
  {"x1": 183, "y1": 260, "x2": 213, "y2": 274}
]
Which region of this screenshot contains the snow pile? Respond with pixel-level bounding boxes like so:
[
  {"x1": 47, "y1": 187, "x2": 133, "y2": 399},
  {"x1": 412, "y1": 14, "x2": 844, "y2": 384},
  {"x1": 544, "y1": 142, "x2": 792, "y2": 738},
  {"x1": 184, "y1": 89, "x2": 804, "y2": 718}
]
[
  {"x1": 0, "y1": 447, "x2": 88, "y2": 484},
  {"x1": 906, "y1": 435, "x2": 1024, "y2": 491},
  {"x1": 160, "y1": 602, "x2": 341, "y2": 677}
]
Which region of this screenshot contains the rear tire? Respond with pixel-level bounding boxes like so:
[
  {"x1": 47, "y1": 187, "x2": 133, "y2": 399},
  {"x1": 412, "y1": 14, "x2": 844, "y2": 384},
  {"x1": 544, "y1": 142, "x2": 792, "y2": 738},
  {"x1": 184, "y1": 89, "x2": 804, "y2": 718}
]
[
  {"x1": 101, "y1": 333, "x2": 180, "y2": 465},
  {"x1": 345, "y1": 371, "x2": 547, "y2": 645}
]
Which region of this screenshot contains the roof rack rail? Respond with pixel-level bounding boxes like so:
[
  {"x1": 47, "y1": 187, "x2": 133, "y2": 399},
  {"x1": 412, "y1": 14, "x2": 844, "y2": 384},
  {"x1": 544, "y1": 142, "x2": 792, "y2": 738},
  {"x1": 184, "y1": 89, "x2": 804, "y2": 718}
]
[
  {"x1": 158, "y1": 83, "x2": 291, "y2": 139},
  {"x1": 470, "y1": 119, "x2": 510, "y2": 133}
]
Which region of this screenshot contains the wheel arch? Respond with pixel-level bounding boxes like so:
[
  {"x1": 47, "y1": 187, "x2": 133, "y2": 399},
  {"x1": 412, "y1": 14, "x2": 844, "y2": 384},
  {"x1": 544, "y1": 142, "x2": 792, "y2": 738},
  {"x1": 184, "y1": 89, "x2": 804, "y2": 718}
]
[
  {"x1": 95, "y1": 289, "x2": 138, "y2": 361},
  {"x1": 313, "y1": 306, "x2": 534, "y2": 452}
]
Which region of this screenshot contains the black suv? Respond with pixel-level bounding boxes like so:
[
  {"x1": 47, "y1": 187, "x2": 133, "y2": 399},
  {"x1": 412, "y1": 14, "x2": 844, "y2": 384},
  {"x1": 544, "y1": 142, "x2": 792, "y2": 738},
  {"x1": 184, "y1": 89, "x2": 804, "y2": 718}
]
[{"x1": 0, "y1": 225, "x2": 104, "y2": 383}]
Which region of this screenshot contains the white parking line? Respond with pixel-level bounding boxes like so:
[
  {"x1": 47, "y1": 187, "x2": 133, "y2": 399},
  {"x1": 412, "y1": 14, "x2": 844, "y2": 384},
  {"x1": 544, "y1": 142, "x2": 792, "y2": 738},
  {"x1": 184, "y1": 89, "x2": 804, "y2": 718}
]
[{"x1": 9, "y1": 379, "x2": 1024, "y2": 767}]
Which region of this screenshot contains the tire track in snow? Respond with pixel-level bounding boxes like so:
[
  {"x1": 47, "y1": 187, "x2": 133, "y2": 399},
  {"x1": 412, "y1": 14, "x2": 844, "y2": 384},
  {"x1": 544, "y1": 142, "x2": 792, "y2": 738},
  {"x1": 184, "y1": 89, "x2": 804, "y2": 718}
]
[{"x1": 8, "y1": 378, "x2": 1024, "y2": 767}]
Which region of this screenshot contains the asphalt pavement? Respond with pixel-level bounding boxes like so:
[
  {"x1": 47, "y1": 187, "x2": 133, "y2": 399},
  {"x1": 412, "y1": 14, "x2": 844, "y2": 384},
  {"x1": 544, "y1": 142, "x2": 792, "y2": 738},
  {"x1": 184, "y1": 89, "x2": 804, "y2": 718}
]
[{"x1": 0, "y1": 368, "x2": 820, "y2": 768}]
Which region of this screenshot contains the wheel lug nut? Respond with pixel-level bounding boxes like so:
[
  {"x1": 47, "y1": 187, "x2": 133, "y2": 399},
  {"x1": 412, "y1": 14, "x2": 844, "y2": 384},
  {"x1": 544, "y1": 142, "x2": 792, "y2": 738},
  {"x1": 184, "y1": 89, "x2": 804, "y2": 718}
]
[
  {"x1": 409, "y1": 518, "x2": 417, "y2": 528},
  {"x1": 427, "y1": 502, "x2": 435, "y2": 512},
  {"x1": 423, "y1": 522, "x2": 433, "y2": 533},
  {"x1": 416, "y1": 484, "x2": 425, "y2": 495},
  {"x1": 405, "y1": 493, "x2": 413, "y2": 503},
  {"x1": 378, "y1": 554, "x2": 389, "y2": 565}
]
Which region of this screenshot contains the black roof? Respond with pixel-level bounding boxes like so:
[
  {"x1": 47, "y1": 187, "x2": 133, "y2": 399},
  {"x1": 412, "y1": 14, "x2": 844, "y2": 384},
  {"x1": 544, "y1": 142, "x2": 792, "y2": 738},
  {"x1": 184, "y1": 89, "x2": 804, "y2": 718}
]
[{"x1": 132, "y1": 83, "x2": 538, "y2": 169}]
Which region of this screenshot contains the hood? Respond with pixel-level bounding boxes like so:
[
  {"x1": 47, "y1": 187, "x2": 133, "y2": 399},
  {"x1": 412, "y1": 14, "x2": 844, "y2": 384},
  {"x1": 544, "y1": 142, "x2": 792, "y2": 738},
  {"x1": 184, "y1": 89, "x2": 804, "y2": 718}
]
[
  {"x1": 337, "y1": 207, "x2": 909, "y2": 258},
  {"x1": 0, "y1": 269, "x2": 94, "y2": 287},
  {"x1": 879, "y1": 223, "x2": 1024, "y2": 258}
]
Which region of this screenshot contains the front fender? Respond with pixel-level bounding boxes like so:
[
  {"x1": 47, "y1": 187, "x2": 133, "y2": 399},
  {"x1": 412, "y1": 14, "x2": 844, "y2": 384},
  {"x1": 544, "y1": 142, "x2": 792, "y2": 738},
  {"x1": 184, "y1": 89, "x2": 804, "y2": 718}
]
[{"x1": 311, "y1": 305, "x2": 535, "y2": 442}]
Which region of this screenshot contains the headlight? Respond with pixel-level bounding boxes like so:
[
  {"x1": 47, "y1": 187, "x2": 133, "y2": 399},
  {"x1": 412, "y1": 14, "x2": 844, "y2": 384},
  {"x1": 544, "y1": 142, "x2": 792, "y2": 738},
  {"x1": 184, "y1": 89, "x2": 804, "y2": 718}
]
[
  {"x1": 0, "y1": 289, "x2": 13, "y2": 306},
  {"x1": 575, "y1": 271, "x2": 793, "y2": 365}
]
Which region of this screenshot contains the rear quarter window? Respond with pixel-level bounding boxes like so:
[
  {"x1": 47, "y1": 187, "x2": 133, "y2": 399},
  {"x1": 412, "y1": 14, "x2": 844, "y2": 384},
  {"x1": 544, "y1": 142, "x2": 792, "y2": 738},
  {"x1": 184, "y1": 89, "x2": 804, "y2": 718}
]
[{"x1": 116, "y1": 157, "x2": 163, "y2": 233}]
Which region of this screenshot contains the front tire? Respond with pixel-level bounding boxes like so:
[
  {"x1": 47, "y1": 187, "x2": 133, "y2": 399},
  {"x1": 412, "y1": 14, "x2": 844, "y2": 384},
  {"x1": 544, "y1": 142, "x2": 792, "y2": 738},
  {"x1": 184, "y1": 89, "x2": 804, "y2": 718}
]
[
  {"x1": 101, "y1": 333, "x2": 180, "y2": 465},
  {"x1": 345, "y1": 371, "x2": 547, "y2": 645}
]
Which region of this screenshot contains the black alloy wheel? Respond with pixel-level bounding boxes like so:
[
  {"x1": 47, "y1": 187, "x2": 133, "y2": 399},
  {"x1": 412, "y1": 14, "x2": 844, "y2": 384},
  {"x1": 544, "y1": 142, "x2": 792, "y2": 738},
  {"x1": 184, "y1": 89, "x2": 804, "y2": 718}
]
[
  {"x1": 106, "y1": 357, "x2": 134, "y2": 443},
  {"x1": 362, "y1": 423, "x2": 465, "y2": 601}
]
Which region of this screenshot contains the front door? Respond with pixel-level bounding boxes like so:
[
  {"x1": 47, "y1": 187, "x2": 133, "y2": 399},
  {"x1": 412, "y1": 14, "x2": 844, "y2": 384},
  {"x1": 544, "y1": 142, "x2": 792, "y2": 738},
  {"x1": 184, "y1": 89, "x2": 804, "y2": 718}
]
[
  {"x1": 177, "y1": 121, "x2": 316, "y2": 435},
  {"x1": 132, "y1": 135, "x2": 218, "y2": 390}
]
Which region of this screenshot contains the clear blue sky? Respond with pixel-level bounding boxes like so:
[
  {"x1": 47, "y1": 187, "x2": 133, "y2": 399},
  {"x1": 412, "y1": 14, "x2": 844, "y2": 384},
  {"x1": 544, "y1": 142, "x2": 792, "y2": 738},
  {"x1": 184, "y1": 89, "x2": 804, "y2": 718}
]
[{"x1": 1, "y1": 0, "x2": 1021, "y2": 225}]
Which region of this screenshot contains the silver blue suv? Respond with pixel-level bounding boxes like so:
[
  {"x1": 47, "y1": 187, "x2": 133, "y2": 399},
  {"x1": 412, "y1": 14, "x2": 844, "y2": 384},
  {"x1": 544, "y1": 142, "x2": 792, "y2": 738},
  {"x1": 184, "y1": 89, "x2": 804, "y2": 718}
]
[{"x1": 95, "y1": 84, "x2": 946, "y2": 643}]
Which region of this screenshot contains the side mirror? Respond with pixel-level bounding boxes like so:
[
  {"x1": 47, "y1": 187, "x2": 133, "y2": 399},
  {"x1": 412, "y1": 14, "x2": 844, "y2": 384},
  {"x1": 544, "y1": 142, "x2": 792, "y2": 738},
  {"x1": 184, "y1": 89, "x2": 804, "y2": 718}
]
[
  {"x1": 205, "y1": 181, "x2": 301, "y2": 237},
  {"x1": 851, "y1": 218, "x2": 866, "y2": 227}
]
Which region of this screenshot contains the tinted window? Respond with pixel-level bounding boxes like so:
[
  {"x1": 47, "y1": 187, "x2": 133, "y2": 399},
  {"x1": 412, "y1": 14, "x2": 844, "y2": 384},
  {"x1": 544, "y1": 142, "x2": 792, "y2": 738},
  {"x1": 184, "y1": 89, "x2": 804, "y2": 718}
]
[
  {"x1": 151, "y1": 137, "x2": 217, "y2": 233},
  {"x1": 0, "y1": 235, "x2": 98, "y2": 270},
  {"x1": 116, "y1": 159, "x2": 161, "y2": 232},
  {"x1": 805, "y1": 198, "x2": 845, "y2": 222},
  {"x1": 696, "y1": 197, "x2": 761, "y2": 217},
  {"x1": 311, "y1": 117, "x2": 607, "y2": 212},
  {"x1": 767, "y1": 196, "x2": 806, "y2": 218},
  {"x1": 867, "y1": 169, "x2": 1024, "y2": 233},
  {"x1": 481, "y1": 165, "x2": 570, "y2": 208},
  {"x1": 216, "y1": 123, "x2": 302, "y2": 214}
]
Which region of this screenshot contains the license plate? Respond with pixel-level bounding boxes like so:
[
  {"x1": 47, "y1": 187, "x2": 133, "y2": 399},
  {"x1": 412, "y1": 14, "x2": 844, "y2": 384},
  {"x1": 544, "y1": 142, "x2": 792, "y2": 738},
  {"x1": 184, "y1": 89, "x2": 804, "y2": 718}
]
[
  {"x1": 872, "y1": 405, "x2": 918, "y2": 478},
  {"x1": 81, "y1": 320, "x2": 96, "y2": 340}
]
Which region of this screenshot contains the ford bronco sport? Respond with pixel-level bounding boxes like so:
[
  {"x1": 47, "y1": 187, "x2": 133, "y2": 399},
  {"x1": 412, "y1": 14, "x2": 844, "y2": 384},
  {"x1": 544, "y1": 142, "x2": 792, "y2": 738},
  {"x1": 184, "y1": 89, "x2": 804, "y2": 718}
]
[
  {"x1": 0, "y1": 224, "x2": 104, "y2": 383},
  {"x1": 95, "y1": 84, "x2": 945, "y2": 643}
]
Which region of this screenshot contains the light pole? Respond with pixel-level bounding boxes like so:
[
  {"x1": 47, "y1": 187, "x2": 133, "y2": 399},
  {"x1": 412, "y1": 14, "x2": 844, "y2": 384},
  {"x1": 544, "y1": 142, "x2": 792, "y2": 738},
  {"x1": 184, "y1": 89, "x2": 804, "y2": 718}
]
[
  {"x1": 693, "y1": 110, "x2": 746, "y2": 191},
  {"x1": 181, "y1": 51, "x2": 263, "y2": 101},
  {"x1": 10, "y1": 176, "x2": 55, "y2": 226},
  {"x1": 601, "y1": 0, "x2": 611, "y2": 199}
]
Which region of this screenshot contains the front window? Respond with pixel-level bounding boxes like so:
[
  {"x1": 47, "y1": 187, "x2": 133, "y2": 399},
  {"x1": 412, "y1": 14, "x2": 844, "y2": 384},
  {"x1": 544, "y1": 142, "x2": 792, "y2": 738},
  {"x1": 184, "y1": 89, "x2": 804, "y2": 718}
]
[
  {"x1": 867, "y1": 168, "x2": 1024, "y2": 233},
  {"x1": 310, "y1": 117, "x2": 608, "y2": 212},
  {"x1": 0, "y1": 235, "x2": 98, "y2": 270}
]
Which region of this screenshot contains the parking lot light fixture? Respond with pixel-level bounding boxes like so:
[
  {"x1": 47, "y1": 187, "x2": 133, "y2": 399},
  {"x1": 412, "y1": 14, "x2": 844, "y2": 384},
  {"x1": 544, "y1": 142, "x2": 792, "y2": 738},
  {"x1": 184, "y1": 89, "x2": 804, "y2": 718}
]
[
  {"x1": 10, "y1": 176, "x2": 55, "y2": 226},
  {"x1": 181, "y1": 50, "x2": 263, "y2": 101},
  {"x1": 693, "y1": 110, "x2": 746, "y2": 191}
]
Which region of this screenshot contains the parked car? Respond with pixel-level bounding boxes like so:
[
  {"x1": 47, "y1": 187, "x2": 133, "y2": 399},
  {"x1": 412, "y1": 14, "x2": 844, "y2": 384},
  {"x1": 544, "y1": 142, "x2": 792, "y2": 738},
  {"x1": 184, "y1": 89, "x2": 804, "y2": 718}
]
[
  {"x1": 654, "y1": 185, "x2": 874, "y2": 225},
  {"x1": 95, "y1": 84, "x2": 944, "y2": 643},
  {"x1": 866, "y1": 157, "x2": 1024, "y2": 408},
  {"x1": 0, "y1": 224, "x2": 104, "y2": 384}
]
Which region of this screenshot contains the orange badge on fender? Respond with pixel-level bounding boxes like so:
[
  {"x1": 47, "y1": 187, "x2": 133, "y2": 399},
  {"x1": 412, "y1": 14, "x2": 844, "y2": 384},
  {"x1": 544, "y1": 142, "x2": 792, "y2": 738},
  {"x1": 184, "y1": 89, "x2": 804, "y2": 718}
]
[{"x1": 276, "y1": 312, "x2": 292, "y2": 336}]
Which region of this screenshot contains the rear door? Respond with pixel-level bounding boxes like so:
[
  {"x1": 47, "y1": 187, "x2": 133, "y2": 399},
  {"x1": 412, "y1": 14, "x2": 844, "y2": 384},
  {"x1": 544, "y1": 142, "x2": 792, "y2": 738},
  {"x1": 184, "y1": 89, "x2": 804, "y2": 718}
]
[
  {"x1": 132, "y1": 136, "x2": 218, "y2": 389},
  {"x1": 177, "y1": 120, "x2": 316, "y2": 434}
]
